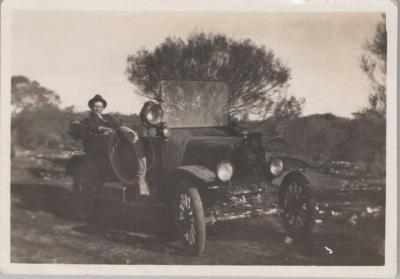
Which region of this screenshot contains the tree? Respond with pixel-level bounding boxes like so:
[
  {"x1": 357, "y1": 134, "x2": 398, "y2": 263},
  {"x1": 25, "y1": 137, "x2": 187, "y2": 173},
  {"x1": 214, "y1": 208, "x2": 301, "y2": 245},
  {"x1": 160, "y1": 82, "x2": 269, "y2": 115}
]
[
  {"x1": 11, "y1": 75, "x2": 61, "y2": 116},
  {"x1": 12, "y1": 103, "x2": 66, "y2": 149},
  {"x1": 126, "y1": 32, "x2": 301, "y2": 119},
  {"x1": 11, "y1": 76, "x2": 76, "y2": 150},
  {"x1": 270, "y1": 95, "x2": 305, "y2": 121},
  {"x1": 359, "y1": 15, "x2": 387, "y2": 117},
  {"x1": 352, "y1": 16, "x2": 387, "y2": 172}
]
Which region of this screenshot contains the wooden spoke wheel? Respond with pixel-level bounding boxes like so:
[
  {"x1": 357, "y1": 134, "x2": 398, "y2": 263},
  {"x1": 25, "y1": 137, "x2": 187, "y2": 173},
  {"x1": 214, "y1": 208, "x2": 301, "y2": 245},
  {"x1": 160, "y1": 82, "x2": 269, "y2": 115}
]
[
  {"x1": 279, "y1": 175, "x2": 315, "y2": 237},
  {"x1": 174, "y1": 181, "x2": 206, "y2": 256}
]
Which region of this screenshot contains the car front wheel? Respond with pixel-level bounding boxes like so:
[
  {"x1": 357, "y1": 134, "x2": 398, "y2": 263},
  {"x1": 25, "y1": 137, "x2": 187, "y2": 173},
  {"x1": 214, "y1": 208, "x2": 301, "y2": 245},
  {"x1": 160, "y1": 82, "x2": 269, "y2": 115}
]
[
  {"x1": 278, "y1": 174, "x2": 315, "y2": 237},
  {"x1": 174, "y1": 180, "x2": 206, "y2": 256}
]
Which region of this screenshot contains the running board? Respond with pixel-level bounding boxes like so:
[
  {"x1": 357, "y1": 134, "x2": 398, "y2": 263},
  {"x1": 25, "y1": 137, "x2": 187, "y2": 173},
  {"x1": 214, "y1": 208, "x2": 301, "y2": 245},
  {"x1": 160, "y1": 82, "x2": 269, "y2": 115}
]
[
  {"x1": 96, "y1": 195, "x2": 170, "y2": 209},
  {"x1": 96, "y1": 181, "x2": 169, "y2": 209},
  {"x1": 206, "y1": 208, "x2": 278, "y2": 225}
]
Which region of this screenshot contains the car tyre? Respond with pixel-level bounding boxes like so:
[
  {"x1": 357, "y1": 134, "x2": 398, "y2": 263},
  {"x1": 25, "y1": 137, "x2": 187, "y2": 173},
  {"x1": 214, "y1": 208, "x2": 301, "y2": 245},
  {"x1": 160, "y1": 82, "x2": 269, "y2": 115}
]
[
  {"x1": 72, "y1": 163, "x2": 98, "y2": 220},
  {"x1": 174, "y1": 180, "x2": 206, "y2": 256},
  {"x1": 278, "y1": 174, "x2": 315, "y2": 237}
]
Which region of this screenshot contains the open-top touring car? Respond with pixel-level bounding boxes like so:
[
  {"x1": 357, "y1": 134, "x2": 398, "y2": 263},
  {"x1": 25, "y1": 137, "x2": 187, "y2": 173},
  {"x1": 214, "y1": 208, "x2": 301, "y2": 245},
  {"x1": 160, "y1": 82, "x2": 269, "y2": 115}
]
[{"x1": 67, "y1": 80, "x2": 315, "y2": 256}]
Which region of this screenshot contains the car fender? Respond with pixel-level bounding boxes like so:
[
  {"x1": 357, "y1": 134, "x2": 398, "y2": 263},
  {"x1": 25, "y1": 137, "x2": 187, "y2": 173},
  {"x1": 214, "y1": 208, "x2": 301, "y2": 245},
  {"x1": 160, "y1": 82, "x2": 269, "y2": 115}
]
[
  {"x1": 275, "y1": 154, "x2": 318, "y2": 169},
  {"x1": 279, "y1": 170, "x2": 315, "y2": 194},
  {"x1": 174, "y1": 165, "x2": 216, "y2": 183},
  {"x1": 159, "y1": 165, "x2": 216, "y2": 202},
  {"x1": 281, "y1": 171, "x2": 308, "y2": 185}
]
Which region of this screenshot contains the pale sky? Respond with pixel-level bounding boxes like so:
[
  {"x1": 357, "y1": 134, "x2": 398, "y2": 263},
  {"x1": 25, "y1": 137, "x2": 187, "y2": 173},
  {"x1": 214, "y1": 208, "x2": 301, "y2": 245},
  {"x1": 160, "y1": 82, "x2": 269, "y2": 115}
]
[{"x1": 12, "y1": 11, "x2": 382, "y2": 117}]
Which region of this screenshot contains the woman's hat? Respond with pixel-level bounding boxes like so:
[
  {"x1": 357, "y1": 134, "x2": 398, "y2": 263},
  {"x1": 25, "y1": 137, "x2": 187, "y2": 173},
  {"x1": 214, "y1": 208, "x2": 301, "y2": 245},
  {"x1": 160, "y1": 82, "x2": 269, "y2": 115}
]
[{"x1": 88, "y1": 94, "x2": 107, "y2": 109}]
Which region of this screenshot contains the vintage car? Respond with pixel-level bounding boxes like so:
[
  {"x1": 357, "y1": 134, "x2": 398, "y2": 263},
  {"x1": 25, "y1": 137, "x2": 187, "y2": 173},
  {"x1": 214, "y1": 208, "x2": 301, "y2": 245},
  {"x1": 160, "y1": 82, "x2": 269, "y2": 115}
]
[{"x1": 67, "y1": 80, "x2": 315, "y2": 256}]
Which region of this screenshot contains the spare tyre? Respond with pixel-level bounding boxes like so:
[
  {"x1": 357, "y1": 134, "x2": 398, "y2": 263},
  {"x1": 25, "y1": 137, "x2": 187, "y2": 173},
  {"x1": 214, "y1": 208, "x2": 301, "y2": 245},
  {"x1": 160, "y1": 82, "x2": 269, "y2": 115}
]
[{"x1": 108, "y1": 127, "x2": 145, "y2": 186}]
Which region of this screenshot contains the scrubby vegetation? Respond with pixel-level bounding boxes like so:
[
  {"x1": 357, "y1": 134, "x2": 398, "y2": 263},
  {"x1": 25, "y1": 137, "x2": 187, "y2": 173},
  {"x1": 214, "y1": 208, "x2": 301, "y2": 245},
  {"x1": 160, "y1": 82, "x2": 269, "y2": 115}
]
[
  {"x1": 11, "y1": 76, "x2": 142, "y2": 152},
  {"x1": 11, "y1": 75, "x2": 385, "y2": 174}
]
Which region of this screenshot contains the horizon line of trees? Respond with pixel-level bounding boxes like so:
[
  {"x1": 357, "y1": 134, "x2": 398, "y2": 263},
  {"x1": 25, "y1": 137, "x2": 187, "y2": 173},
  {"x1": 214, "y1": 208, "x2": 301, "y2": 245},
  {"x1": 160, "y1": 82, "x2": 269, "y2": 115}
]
[{"x1": 11, "y1": 17, "x2": 386, "y2": 170}]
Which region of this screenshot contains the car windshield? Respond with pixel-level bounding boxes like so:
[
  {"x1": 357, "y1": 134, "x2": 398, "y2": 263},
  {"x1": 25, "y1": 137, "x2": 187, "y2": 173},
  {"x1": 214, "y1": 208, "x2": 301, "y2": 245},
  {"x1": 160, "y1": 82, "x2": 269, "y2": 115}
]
[{"x1": 161, "y1": 80, "x2": 229, "y2": 128}]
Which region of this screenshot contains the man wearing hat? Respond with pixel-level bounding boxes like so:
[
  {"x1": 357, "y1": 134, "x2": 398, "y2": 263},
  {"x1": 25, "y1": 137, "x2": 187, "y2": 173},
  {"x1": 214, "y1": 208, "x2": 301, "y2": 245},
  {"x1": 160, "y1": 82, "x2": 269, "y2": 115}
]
[
  {"x1": 84, "y1": 94, "x2": 121, "y2": 135},
  {"x1": 82, "y1": 94, "x2": 150, "y2": 196}
]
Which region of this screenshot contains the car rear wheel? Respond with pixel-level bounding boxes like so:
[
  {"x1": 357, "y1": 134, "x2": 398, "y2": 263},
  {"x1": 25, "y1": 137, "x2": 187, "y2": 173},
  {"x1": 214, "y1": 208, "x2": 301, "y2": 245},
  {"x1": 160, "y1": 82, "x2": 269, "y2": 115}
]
[
  {"x1": 72, "y1": 164, "x2": 98, "y2": 220},
  {"x1": 278, "y1": 174, "x2": 314, "y2": 237},
  {"x1": 174, "y1": 180, "x2": 206, "y2": 256}
]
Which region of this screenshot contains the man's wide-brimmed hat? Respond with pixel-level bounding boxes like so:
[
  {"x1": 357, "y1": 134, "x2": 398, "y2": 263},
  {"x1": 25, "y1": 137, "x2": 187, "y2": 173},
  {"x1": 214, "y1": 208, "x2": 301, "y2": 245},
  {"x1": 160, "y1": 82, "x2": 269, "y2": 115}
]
[{"x1": 88, "y1": 94, "x2": 107, "y2": 109}]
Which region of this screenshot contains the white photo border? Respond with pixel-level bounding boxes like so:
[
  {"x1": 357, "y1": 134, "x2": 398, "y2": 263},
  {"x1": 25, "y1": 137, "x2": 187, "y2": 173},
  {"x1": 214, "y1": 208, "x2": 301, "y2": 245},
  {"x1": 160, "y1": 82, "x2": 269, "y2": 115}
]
[{"x1": 0, "y1": 0, "x2": 397, "y2": 277}]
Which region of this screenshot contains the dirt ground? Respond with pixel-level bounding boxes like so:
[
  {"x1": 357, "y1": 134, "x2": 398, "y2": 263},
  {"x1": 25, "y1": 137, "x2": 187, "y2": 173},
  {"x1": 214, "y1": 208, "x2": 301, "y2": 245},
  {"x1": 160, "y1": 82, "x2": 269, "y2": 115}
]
[{"x1": 11, "y1": 152, "x2": 385, "y2": 265}]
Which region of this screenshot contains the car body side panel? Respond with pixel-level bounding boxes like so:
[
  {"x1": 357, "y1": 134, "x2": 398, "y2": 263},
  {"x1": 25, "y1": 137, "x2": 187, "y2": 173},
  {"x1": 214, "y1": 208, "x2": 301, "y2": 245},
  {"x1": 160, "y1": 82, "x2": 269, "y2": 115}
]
[{"x1": 66, "y1": 155, "x2": 85, "y2": 176}]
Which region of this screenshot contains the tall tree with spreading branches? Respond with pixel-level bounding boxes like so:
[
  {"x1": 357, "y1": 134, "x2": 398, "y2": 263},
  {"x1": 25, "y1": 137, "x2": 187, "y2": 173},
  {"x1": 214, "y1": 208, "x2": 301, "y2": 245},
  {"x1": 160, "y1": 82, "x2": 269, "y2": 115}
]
[
  {"x1": 359, "y1": 15, "x2": 387, "y2": 117},
  {"x1": 126, "y1": 32, "x2": 303, "y2": 119}
]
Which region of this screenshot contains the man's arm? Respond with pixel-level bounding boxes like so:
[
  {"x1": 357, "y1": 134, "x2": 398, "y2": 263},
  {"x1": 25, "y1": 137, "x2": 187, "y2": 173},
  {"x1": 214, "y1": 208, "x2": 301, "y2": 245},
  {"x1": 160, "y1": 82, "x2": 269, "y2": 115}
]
[{"x1": 105, "y1": 114, "x2": 122, "y2": 129}]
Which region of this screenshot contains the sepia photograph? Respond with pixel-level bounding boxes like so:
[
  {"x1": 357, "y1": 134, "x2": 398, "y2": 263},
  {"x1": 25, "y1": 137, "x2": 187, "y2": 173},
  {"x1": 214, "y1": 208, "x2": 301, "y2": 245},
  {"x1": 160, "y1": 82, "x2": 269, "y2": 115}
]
[{"x1": 0, "y1": 0, "x2": 397, "y2": 277}]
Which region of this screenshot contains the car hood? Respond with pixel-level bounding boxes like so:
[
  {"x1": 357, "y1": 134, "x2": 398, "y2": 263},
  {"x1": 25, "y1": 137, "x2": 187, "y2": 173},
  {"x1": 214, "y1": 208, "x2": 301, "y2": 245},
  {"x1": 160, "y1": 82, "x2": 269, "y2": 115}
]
[
  {"x1": 181, "y1": 135, "x2": 271, "y2": 190},
  {"x1": 181, "y1": 136, "x2": 243, "y2": 170}
]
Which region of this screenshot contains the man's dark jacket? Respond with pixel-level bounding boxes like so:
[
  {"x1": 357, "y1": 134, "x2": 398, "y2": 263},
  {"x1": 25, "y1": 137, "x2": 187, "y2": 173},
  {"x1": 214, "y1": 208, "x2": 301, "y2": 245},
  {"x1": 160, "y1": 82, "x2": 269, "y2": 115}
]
[
  {"x1": 83, "y1": 113, "x2": 121, "y2": 134},
  {"x1": 82, "y1": 113, "x2": 121, "y2": 155}
]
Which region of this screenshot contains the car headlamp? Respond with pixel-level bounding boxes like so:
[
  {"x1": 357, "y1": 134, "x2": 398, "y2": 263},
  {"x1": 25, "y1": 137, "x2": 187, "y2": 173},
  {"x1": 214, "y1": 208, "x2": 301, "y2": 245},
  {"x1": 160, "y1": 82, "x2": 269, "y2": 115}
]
[
  {"x1": 145, "y1": 108, "x2": 162, "y2": 125},
  {"x1": 140, "y1": 101, "x2": 163, "y2": 126},
  {"x1": 161, "y1": 127, "x2": 171, "y2": 138},
  {"x1": 270, "y1": 158, "x2": 284, "y2": 176},
  {"x1": 216, "y1": 161, "x2": 234, "y2": 182}
]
